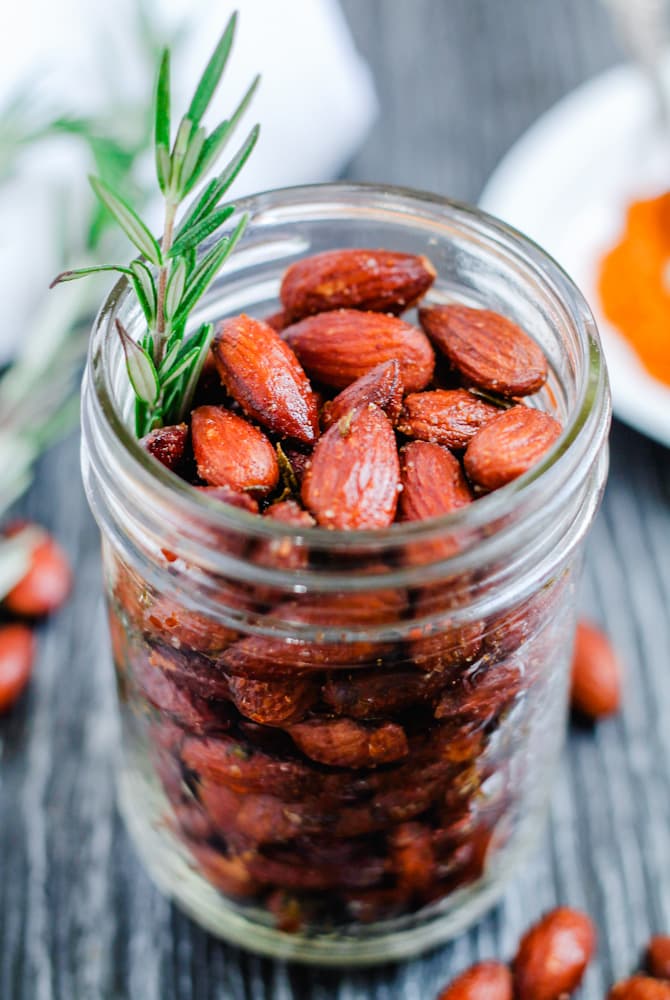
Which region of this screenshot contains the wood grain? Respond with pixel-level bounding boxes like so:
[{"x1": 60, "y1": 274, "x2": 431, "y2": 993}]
[{"x1": 4, "y1": 2, "x2": 668, "y2": 997}]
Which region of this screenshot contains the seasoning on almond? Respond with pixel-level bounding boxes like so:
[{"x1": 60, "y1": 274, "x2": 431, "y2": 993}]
[
  {"x1": 399, "y1": 440, "x2": 472, "y2": 521},
  {"x1": 321, "y1": 359, "x2": 403, "y2": 430},
  {"x1": 397, "y1": 388, "x2": 501, "y2": 449},
  {"x1": 141, "y1": 423, "x2": 189, "y2": 472},
  {"x1": 436, "y1": 961, "x2": 514, "y2": 1000},
  {"x1": 419, "y1": 303, "x2": 548, "y2": 397},
  {"x1": 280, "y1": 247, "x2": 436, "y2": 320},
  {"x1": 570, "y1": 619, "x2": 622, "y2": 720},
  {"x1": 513, "y1": 906, "x2": 596, "y2": 1000}
]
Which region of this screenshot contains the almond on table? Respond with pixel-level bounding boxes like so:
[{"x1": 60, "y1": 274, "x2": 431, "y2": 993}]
[
  {"x1": 420, "y1": 303, "x2": 548, "y2": 397},
  {"x1": 513, "y1": 906, "x2": 596, "y2": 1000},
  {"x1": 282, "y1": 308, "x2": 435, "y2": 391},
  {"x1": 280, "y1": 247, "x2": 436, "y2": 320},
  {"x1": 436, "y1": 961, "x2": 513, "y2": 1000},
  {"x1": 570, "y1": 619, "x2": 622, "y2": 719}
]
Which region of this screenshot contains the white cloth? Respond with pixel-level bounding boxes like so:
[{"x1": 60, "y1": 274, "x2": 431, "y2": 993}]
[{"x1": 0, "y1": 0, "x2": 377, "y2": 362}]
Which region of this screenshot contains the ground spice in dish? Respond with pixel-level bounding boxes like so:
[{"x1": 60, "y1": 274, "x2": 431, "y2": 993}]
[{"x1": 598, "y1": 191, "x2": 670, "y2": 386}]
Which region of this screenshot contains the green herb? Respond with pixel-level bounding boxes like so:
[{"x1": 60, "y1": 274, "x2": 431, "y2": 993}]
[{"x1": 52, "y1": 11, "x2": 260, "y2": 437}]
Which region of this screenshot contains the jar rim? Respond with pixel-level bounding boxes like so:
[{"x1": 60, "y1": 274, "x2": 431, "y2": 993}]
[{"x1": 87, "y1": 181, "x2": 610, "y2": 554}]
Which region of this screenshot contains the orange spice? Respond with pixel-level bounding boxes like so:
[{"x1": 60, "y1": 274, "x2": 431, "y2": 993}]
[{"x1": 598, "y1": 191, "x2": 670, "y2": 386}]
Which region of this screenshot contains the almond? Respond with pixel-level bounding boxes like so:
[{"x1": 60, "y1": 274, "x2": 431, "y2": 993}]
[
  {"x1": 399, "y1": 441, "x2": 473, "y2": 521},
  {"x1": 0, "y1": 623, "x2": 35, "y2": 712},
  {"x1": 397, "y1": 389, "x2": 501, "y2": 449},
  {"x1": 609, "y1": 977, "x2": 670, "y2": 999},
  {"x1": 419, "y1": 304, "x2": 548, "y2": 396},
  {"x1": 224, "y1": 673, "x2": 317, "y2": 726},
  {"x1": 647, "y1": 935, "x2": 670, "y2": 979},
  {"x1": 321, "y1": 360, "x2": 403, "y2": 430},
  {"x1": 571, "y1": 620, "x2": 622, "y2": 719},
  {"x1": 264, "y1": 309, "x2": 289, "y2": 331},
  {"x1": 197, "y1": 486, "x2": 260, "y2": 514},
  {"x1": 141, "y1": 423, "x2": 189, "y2": 471},
  {"x1": 464, "y1": 406, "x2": 562, "y2": 490},
  {"x1": 302, "y1": 404, "x2": 400, "y2": 529},
  {"x1": 283, "y1": 309, "x2": 435, "y2": 391},
  {"x1": 389, "y1": 821, "x2": 435, "y2": 891},
  {"x1": 513, "y1": 906, "x2": 596, "y2": 1000},
  {"x1": 191, "y1": 405, "x2": 279, "y2": 494},
  {"x1": 280, "y1": 248, "x2": 436, "y2": 320},
  {"x1": 436, "y1": 961, "x2": 514, "y2": 1000},
  {"x1": 288, "y1": 717, "x2": 409, "y2": 768},
  {"x1": 4, "y1": 528, "x2": 72, "y2": 617},
  {"x1": 212, "y1": 313, "x2": 319, "y2": 444}
]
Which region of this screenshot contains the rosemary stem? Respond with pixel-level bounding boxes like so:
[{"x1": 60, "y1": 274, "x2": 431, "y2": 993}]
[{"x1": 154, "y1": 199, "x2": 178, "y2": 364}]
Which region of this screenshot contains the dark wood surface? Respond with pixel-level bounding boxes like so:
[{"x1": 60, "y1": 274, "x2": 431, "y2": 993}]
[{"x1": 4, "y1": 1, "x2": 670, "y2": 996}]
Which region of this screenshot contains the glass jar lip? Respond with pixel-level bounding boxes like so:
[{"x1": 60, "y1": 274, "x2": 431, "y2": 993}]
[{"x1": 90, "y1": 180, "x2": 609, "y2": 548}]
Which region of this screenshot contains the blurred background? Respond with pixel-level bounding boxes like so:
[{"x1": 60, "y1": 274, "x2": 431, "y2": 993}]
[{"x1": 1, "y1": 1, "x2": 669, "y2": 998}]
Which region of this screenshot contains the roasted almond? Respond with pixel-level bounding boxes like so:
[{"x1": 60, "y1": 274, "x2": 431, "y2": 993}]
[
  {"x1": 302, "y1": 404, "x2": 400, "y2": 529},
  {"x1": 389, "y1": 821, "x2": 435, "y2": 892},
  {"x1": 283, "y1": 309, "x2": 435, "y2": 391},
  {"x1": 4, "y1": 528, "x2": 72, "y2": 617},
  {"x1": 647, "y1": 935, "x2": 670, "y2": 979},
  {"x1": 289, "y1": 717, "x2": 409, "y2": 768},
  {"x1": 321, "y1": 360, "x2": 403, "y2": 430},
  {"x1": 141, "y1": 423, "x2": 189, "y2": 472},
  {"x1": 437, "y1": 961, "x2": 514, "y2": 1000},
  {"x1": 464, "y1": 406, "x2": 562, "y2": 490},
  {"x1": 225, "y1": 673, "x2": 317, "y2": 726},
  {"x1": 609, "y1": 977, "x2": 670, "y2": 999},
  {"x1": 397, "y1": 389, "x2": 501, "y2": 449},
  {"x1": 399, "y1": 441, "x2": 473, "y2": 522},
  {"x1": 419, "y1": 304, "x2": 548, "y2": 396},
  {"x1": 196, "y1": 485, "x2": 260, "y2": 514},
  {"x1": 191, "y1": 405, "x2": 279, "y2": 494},
  {"x1": 0, "y1": 623, "x2": 35, "y2": 713},
  {"x1": 513, "y1": 906, "x2": 596, "y2": 1000},
  {"x1": 571, "y1": 619, "x2": 622, "y2": 719},
  {"x1": 280, "y1": 247, "x2": 436, "y2": 320},
  {"x1": 212, "y1": 313, "x2": 319, "y2": 444}
]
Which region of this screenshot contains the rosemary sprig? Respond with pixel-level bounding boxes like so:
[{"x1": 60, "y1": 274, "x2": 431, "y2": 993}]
[{"x1": 52, "y1": 11, "x2": 260, "y2": 437}]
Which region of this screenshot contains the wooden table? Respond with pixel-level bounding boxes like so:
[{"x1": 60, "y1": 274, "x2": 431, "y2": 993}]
[{"x1": 4, "y1": 1, "x2": 670, "y2": 996}]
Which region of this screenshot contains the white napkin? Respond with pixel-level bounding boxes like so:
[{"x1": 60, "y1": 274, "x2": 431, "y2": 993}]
[{"x1": 0, "y1": 0, "x2": 377, "y2": 362}]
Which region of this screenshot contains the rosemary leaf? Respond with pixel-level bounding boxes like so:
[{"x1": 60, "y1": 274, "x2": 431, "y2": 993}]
[
  {"x1": 175, "y1": 322, "x2": 214, "y2": 421},
  {"x1": 155, "y1": 48, "x2": 171, "y2": 153},
  {"x1": 130, "y1": 261, "x2": 158, "y2": 324},
  {"x1": 49, "y1": 264, "x2": 132, "y2": 287},
  {"x1": 164, "y1": 257, "x2": 187, "y2": 320},
  {"x1": 116, "y1": 319, "x2": 160, "y2": 404},
  {"x1": 89, "y1": 176, "x2": 162, "y2": 265},
  {"x1": 169, "y1": 204, "x2": 235, "y2": 257},
  {"x1": 187, "y1": 13, "x2": 237, "y2": 127},
  {"x1": 174, "y1": 213, "x2": 247, "y2": 324},
  {"x1": 161, "y1": 345, "x2": 200, "y2": 389}
]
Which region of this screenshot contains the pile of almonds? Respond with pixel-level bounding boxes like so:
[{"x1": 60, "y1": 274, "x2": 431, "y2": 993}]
[
  {"x1": 436, "y1": 913, "x2": 670, "y2": 999},
  {"x1": 142, "y1": 247, "x2": 563, "y2": 526},
  {"x1": 109, "y1": 247, "x2": 605, "y2": 932},
  {"x1": 0, "y1": 525, "x2": 71, "y2": 712}
]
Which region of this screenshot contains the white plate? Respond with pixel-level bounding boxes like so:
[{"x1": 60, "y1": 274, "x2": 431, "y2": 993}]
[{"x1": 480, "y1": 60, "x2": 670, "y2": 447}]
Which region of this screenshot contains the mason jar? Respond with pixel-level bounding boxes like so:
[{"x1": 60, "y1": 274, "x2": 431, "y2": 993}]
[{"x1": 80, "y1": 183, "x2": 610, "y2": 965}]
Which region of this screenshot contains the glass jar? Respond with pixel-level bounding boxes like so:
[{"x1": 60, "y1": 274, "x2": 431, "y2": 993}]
[{"x1": 81, "y1": 183, "x2": 610, "y2": 965}]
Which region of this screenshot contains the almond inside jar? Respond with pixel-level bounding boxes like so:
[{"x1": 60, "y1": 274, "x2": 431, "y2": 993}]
[{"x1": 112, "y1": 245, "x2": 570, "y2": 934}]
